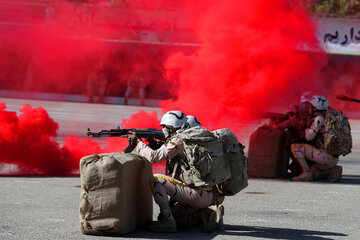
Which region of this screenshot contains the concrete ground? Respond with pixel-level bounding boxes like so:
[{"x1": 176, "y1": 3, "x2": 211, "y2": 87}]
[{"x1": 0, "y1": 98, "x2": 360, "y2": 240}]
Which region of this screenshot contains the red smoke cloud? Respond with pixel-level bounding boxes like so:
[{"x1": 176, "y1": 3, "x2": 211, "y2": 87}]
[
  {"x1": 119, "y1": 110, "x2": 165, "y2": 173},
  {"x1": 0, "y1": 1, "x2": 109, "y2": 94},
  {"x1": 0, "y1": 0, "x2": 336, "y2": 175},
  {"x1": 120, "y1": 110, "x2": 160, "y2": 128},
  {"x1": 0, "y1": 1, "x2": 176, "y2": 99},
  {"x1": 63, "y1": 110, "x2": 161, "y2": 164},
  {"x1": 0, "y1": 103, "x2": 77, "y2": 175},
  {"x1": 62, "y1": 136, "x2": 128, "y2": 166},
  {"x1": 161, "y1": 0, "x2": 327, "y2": 132},
  {"x1": 61, "y1": 110, "x2": 164, "y2": 175},
  {"x1": 0, "y1": 102, "x2": 163, "y2": 175}
]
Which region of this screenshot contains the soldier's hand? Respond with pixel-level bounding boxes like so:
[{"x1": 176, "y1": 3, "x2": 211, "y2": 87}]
[{"x1": 128, "y1": 131, "x2": 140, "y2": 147}]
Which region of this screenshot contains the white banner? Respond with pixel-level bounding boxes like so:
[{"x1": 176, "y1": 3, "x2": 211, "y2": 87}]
[{"x1": 315, "y1": 16, "x2": 360, "y2": 55}]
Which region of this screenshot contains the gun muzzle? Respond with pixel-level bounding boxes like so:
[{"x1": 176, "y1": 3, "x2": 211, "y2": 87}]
[{"x1": 336, "y1": 95, "x2": 360, "y2": 103}]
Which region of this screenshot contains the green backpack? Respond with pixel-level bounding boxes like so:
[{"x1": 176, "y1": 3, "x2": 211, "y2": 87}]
[
  {"x1": 213, "y1": 128, "x2": 248, "y2": 196},
  {"x1": 169, "y1": 127, "x2": 248, "y2": 196},
  {"x1": 173, "y1": 126, "x2": 231, "y2": 188}
]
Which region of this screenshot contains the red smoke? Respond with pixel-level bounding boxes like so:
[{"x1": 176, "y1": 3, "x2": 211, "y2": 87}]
[
  {"x1": 121, "y1": 110, "x2": 160, "y2": 128},
  {"x1": 63, "y1": 110, "x2": 161, "y2": 164},
  {"x1": 0, "y1": 104, "x2": 147, "y2": 175},
  {"x1": 61, "y1": 110, "x2": 165, "y2": 175},
  {"x1": 0, "y1": 0, "x2": 343, "y2": 176},
  {"x1": 0, "y1": 102, "x2": 164, "y2": 175},
  {"x1": 0, "y1": 1, "x2": 108, "y2": 94},
  {"x1": 62, "y1": 136, "x2": 128, "y2": 165},
  {"x1": 0, "y1": 1, "x2": 176, "y2": 99},
  {"x1": 0, "y1": 103, "x2": 77, "y2": 175},
  {"x1": 161, "y1": 0, "x2": 326, "y2": 133},
  {"x1": 120, "y1": 110, "x2": 165, "y2": 173}
]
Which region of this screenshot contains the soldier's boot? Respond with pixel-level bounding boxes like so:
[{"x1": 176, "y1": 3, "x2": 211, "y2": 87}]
[
  {"x1": 310, "y1": 165, "x2": 329, "y2": 180},
  {"x1": 199, "y1": 207, "x2": 217, "y2": 232},
  {"x1": 218, "y1": 205, "x2": 225, "y2": 226},
  {"x1": 328, "y1": 165, "x2": 343, "y2": 183},
  {"x1": 147, "y1": 217, "x2": 177, "y2": 233},
  {"x1": 147, "y1": 208, "x2": 177, "y2": 233},
  {"x1": 170, "y1": 202, "x2": 199, "y2": 228},
  {"x1": 208, "y1": 204, "x2": 224, "y2": 228},
  {"x1": 291, "y1": 157, "x2": 313, "y2": 181},
  {"x1": 292, "y1": 170, "x2": 313, "y2": 181}
]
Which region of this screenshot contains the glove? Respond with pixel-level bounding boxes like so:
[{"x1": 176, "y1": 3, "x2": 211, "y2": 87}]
[{"x1": 128, "y1": 131, "x2": 140, "y2": 147}]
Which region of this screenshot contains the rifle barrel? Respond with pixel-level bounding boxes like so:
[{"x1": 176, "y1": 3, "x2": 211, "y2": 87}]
[
  {"x1": 336, "y1": 95, "x2": 360, "y2": 103},
  {"x1": 87, "y1": 128, "x2": 164, "y2": 139}
]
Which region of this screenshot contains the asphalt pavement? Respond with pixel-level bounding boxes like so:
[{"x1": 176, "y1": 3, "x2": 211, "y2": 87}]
[{"x1": 1, "y1": 98, "x2": 360, "y2": 240}]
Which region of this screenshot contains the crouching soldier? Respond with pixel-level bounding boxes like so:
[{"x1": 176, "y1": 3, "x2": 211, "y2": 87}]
[
  {"x1": 128, "y1": 111, "x2": 226, "y2": 232},
  {"x1": 290, "y1": 95, "x2": 349, "y2": 182}
]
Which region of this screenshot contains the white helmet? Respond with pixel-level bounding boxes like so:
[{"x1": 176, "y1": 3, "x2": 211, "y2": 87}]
[
  {"x1": 187, "y1": 115, "x2": 201, "y2": 128},
  {"x1": 160, "y1": 110, "x2": 187, "y2": 129},
  {"x1": 300, "y1": 91, "x2": 312, "y2": 103},
  {"x1": 309, "y1": 95, "x2": 328, "y2": 111}
]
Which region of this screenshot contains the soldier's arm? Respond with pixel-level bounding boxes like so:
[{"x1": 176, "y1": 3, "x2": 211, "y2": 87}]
[
  {"x1": 135, "y1": 137, "x2": 184, "y2": 163},
  {"x1": 305, "y1": 116, "x2": 325, "y2": 141}
]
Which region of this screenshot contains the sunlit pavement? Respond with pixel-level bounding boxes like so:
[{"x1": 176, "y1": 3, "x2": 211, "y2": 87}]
[{"x1": 1, "y1": 98, "x2": 360, "y2": 240}]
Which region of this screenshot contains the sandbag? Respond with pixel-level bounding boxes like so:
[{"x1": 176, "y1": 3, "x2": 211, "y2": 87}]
[
  {"x1": 79, "y1": 152, "x2": 152, "y2": 236},
  {"x1": 248, "y1": 125, "x2": 289, "y2": 178}
]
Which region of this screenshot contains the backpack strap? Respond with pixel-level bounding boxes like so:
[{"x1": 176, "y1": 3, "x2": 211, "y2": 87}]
[
  {"x1": 166, "y1": 157, "x2": 186, "y2": 180},
  {"x1": 172, "y1": 162, "x2": 179, "y2": 179}
]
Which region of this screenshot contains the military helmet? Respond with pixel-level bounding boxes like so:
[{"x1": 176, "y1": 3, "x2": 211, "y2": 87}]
[
  {"x1": 187, "y1": 115, "x2": 201, "y2": 128},
  {"x1": 309, "y1": 95, "x2": 328, "y2": 111},
  {"x1": 160, "y1": 110, "x2": 187, "y2": 129}
]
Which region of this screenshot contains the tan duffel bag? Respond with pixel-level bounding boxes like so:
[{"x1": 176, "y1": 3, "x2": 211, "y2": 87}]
[{"x1": 79, "y1": 152, "x2": 153, "y2": 236}]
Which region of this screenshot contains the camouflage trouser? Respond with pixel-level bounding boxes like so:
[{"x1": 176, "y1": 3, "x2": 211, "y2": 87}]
[
  {"x1": 291, "y1": 143, "x2": 339, "y2": 171},
  {"x1": 151, "y1": 174, "x2": 215, "y2": 220}
]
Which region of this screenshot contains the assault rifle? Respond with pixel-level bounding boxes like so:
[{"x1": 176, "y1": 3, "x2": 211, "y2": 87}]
[
  {"x1": 87, "y1": 127, "x2": 165, "y2": 153},
  {"x1": 336, "y1": 95, "x2": 360, "y2": 103}
]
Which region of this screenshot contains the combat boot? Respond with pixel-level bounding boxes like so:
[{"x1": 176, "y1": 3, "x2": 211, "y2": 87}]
[
  {"x1": 146, "y1": 217, "x2": 177, "y2": 233},
  {"x1": 329, "y1": 165, "x2": 342, "y2": 183},
  {"x1": 208, "y1": 204, "x2": 224, "y2": 228},
  {"x1": 170, "y1": 202, "x2": 199, "y2": 228},
  {"x1": 218, "y1": 205, "x2": 225, "y2": 226},
  {"x1": 199, "y1": 207, "x2": 217, "y2": 232},
  {"x1": 291, "y1": 170, "x2": 313, "y2": 181}
]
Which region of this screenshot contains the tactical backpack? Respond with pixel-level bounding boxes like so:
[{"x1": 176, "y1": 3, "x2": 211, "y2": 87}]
[
  {"x1": 170, "y1": 126, "x2": 248, "y2": 196},
  {"x1": 172, "y1": 126, "x2": 231, "y2": 188},
  {"x1": 323, "y1": 107, "x2": 352, "y2": 156},
  {"x1": 213, "y1": 128, "x2": 248, "y2": 196}
]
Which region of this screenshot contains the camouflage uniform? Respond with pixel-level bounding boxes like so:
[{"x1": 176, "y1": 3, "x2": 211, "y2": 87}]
[
  {"x1": 135, "y1": 137, "x2": 223, "y2": 226},
  {"x1": 291, "y1": 115, "x2": 339, "y2": 180}
]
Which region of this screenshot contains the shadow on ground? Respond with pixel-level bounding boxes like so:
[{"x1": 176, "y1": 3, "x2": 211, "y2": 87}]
[
  {"x1": 127, "y1": 224, "x2": 347, "y2": 240},
  {"x1": 338, "y1": 174, "x2": 360, "y2": 185},
  {"x1": 313, "y1": 174, "x2": 360, "y2": 185}
]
